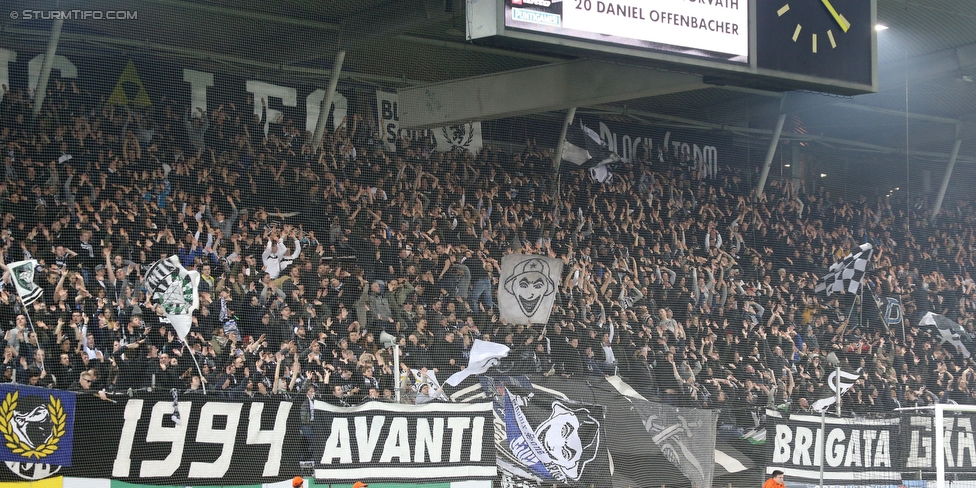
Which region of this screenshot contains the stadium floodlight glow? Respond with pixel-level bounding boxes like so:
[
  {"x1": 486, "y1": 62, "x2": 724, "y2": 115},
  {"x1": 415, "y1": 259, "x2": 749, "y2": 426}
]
[{"x1": 875, "y1": 24, "x2": 889, "y2": 31}]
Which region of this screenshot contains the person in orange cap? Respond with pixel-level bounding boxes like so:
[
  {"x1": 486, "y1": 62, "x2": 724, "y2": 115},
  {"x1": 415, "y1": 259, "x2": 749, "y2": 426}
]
[
  {"x1": 352, "y1": 482, "x2": 369, "y2": 488},
  {"x1": 291, "y1": 476, "x2": 303, "y2": 487}
]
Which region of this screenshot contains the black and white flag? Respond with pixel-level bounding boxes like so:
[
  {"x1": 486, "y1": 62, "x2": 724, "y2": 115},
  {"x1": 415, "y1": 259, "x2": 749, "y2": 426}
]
[
  {"x1": 632, "y1": 392, "x2": 719, "y2": 486},
  {"x1": 144, "y1": 255, "x2": 200, "y2": 342},
  {"x1": 479, "y1": 375, "x2": 609, "y2": 487},
  {"x1": 921, "y1": 311, "x2": 975, "y2": 359},
  {"x1": 815, "y1": 243, "x2": 873, "y2": 295},
  {"x1": 561, "y1": 119, "x2": 622, "y2": 183},
  {"x1": 498, "y1": 254, "x2": 562, "y2": 325},
  {"x1": 811, "y1": 367, "x2": 861, "y2": 412},
  {"x1": 433, "y1": 122, "x2": 483, "y2": 154},
  {"x1": 7, "y1": 259, "x2": 42, "y2": 306}
]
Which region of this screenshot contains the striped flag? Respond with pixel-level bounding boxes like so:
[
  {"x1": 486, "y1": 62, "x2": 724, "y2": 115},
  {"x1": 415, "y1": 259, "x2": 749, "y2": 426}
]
[
  {"x1": 8, "y1": 259, "x2": 42, "y2": 306},
  {"x1": 815, "y1": 243, "x2": 873, "y2": 296},
  {"x1": 811, "y1": 367, "x2": 861, "y2": 412},
  {"x1": 144, "y1": 256, "x2": 200, "y2": 341}
]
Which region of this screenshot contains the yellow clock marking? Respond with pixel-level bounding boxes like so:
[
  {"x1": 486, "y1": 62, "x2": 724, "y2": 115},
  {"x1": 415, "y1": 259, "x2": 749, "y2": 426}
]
[
  {"x1": 820, "y1": 0, "x2": 851, "y2": 32},
  {"x1": 792, "y1": 24, "x2": 802, "y2": 42},
  {"x1": 827, "y1": 29, "x2": 837, "y2": 48},
  {"x1": 777, "y1": 4, "x2": 790, "y2": 16},
  {"x1": 812, "y1": 33, "x2": 818, "y2": 53}
]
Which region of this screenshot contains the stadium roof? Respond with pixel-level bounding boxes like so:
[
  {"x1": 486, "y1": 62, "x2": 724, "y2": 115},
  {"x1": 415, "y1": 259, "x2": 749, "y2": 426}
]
[{"x1": 4, "y1": 0, "x2": 976, "y2": 169}]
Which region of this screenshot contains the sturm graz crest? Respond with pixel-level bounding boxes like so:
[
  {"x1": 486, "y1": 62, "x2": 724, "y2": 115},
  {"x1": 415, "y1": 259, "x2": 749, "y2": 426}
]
[
  {"x1": 0, "y1": 391, "x2": 66, "y2": 461},
  {"x1": 8, "y1": 260, "x2": 42, "y2": 306},
  {"x1": 144, "y1": 256, "x2": 199, "y2": 341},
  {"x1": 144, "y1": 256, "x2": 197, "y2": 315},
  {"x1": 441, "y1": 123, "x2": 476, "y2": 151},
  {"x1": 153, "y1": 271, "x2": 194, "y2": 315}
]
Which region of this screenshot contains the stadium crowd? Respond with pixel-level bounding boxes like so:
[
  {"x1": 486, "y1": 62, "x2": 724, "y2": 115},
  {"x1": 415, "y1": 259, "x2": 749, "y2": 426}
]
[{"x1": 1, "y1": 80, "x2": 976, "y2": 427}]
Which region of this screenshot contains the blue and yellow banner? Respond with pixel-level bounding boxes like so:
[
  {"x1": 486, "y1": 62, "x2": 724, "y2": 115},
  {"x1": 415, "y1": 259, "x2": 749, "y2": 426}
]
[{"x1": 0, "y1": 385, "x2": 75, "y2": 467}]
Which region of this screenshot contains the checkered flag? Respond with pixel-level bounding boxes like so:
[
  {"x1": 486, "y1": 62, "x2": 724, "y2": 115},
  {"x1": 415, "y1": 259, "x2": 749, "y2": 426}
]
[{"x1": 815, "y1": 243, "x2": 873, "y2": 295}]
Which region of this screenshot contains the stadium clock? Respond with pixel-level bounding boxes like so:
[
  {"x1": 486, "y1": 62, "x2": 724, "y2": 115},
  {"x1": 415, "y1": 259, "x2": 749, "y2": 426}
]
[{"x1": 756, "y1": 0, "x2": 874, "y2": 86}]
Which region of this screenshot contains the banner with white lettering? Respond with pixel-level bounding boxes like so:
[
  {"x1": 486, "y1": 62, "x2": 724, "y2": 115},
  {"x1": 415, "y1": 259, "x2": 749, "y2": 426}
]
[
  {"x1": 901, "y1": 414, "x2": 976, "y2": 476},
  {"x1": 767, "y1": 410, "x2": 900, "y2": 485},
  {"x1": 576, "y1": 117, "x2": 732, "y2": 178},
  {"x1": 0, "y1": 394, "x2": 302, "y2": 485},
  {"x1": 1, "y1": 54, "x2": 356, "y2": 150},
  {"x1": 377, "y1": 90, "x2": 401, "y2": 152},
  {"x1": 312, "y1": 401, "x2": 495, "y2": 482}
]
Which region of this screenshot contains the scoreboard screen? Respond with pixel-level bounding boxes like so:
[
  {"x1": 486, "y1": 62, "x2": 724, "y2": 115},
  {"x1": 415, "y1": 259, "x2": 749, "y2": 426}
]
[{"x1": 504, "y1": 0, "x2": 749, "y2": 62}]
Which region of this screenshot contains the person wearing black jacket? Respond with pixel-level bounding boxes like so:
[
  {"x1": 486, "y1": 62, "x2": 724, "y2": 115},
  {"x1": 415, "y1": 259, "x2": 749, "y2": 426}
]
[
  {"x1": 109, "y1": 339, "x2": 146, "y2": 391},
  {"x1": 433, "y1": 331, "x2": 462, "y2": 376},
  {"x1": 149, "y1": 351, "x2": 182, "y2": 391}
]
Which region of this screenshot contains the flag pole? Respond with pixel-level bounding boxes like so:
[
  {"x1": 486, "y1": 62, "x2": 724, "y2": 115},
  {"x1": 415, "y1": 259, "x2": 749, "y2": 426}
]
[
  {"x1": 181, "y1": 338, "x2": 207, "y2": 394},
  {"x1": 858, "y1": 281, "x2": 864, "y2": 333},
  {"x1": 835, "y1": 364, "x2": 842, "y2": 417},
  {"x1": 845, "y1": 292, "x2": 859, "y2": 325},
  {"x1": 894, "y1": 296, "x2": 907, "y2": 343},
  {"x1": 20, "y1": 301, "x2": 38, "y2": 339},
  {"x1": 900, "y1": 304, "x2": 907, "y2": 343},
  {"x1": 819, "y1": 409, "x2": 826, "y2": 488}
]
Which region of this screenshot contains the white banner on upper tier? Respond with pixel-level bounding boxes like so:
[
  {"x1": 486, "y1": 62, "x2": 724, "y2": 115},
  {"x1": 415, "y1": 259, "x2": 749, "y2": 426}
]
[{"x1": 376, "y1": 90, "x2": 482, "y2": 154}]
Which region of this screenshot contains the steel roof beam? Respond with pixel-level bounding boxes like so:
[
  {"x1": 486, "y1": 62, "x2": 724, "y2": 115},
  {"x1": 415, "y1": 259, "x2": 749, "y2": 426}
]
[{"x1": 397, "y1": 60, "x2": 703, "y2": 129}]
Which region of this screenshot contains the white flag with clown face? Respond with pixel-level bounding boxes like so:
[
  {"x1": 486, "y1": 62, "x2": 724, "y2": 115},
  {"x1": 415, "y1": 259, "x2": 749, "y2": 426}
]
[
  {"x1": 144, "y1": 256, "x2": 200, "y2": 342},
  {"x1": 498, "y1": 254, "x2": 563, "y2": 325}
]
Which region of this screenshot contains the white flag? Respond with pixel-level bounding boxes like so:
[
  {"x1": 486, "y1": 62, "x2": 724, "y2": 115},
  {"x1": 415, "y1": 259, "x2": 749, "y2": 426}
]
[
  {"x1": 432, "y1": 122, "x2": 483, "y2": 155},
  {"x1": 445, "y1": 339, "x2": 511, "y2": 386},
  {"x1": 144, "y1": 256, "x2": 200, "y2": 341},
  {"x1": 498, "y1": 254, "x2": 563, "y2": 325},
  {"x1": 7, "y1": 259, "x2": 42, "y2": 306}
]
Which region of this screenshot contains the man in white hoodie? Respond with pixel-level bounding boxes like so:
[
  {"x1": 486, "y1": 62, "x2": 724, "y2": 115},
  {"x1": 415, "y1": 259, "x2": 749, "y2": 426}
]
[{"x1": 262, "y1": 229, "x2": 301, "y2": 279}]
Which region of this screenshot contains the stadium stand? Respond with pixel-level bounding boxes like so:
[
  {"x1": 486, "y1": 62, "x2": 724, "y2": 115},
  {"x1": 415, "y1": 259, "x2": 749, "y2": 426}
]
[{"x1": 1, "y1": 79, "x2": 974, "y2": 427}]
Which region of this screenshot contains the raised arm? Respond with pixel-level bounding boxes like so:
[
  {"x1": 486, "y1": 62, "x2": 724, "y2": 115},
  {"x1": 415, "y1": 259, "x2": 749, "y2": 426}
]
[{"x1": 104, "y1": 248, "x2": 116, "y2": 286}]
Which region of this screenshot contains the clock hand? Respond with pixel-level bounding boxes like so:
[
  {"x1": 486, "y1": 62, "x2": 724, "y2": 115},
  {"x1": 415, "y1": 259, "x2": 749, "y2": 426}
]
[{"x1": 820, "y1": 0, "x2": 850, "y2": 32}]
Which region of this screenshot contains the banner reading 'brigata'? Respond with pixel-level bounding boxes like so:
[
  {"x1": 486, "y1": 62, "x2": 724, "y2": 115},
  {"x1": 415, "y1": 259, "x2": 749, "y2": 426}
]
[{"x1": 765, "y1": 409, "x2": 976, "y2": 486}]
